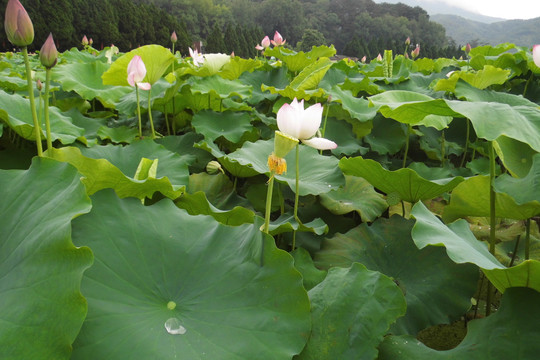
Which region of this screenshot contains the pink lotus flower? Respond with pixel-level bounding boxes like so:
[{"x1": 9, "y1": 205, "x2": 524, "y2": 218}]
[
  {"x1": 127, "y1": 55, "x2": 151, "y2": 90},
  {"x1": 4, "y1": 0, "x2": 34, "y2": 47},
  {"x1": 277, "y1": 98, "x2": 337, "y2": 150},
  {"x1": 534, "y1": 45, "x2": 540, "y2": 68},
  {"x1": 81, "y1": 35, "x2": 88, "y2": 46},
  {"x1": 255, "y1": 44, "x2": 264, "y2": 51},
  {"x1": 361, "y1": 56, "x2": 367, "y2": 63},
  {"x1": 261, "y1": 35, "x2": 271, "y2": 48},
  {"x1": 271, "y1": 31, "x2": 286, "y2": 46},
  {"x1": 39, "y1": 33, "x2": 57, "y2": 69},
  {"x1": 189, "y1": 47, "x2": 204, "y2": 67}
]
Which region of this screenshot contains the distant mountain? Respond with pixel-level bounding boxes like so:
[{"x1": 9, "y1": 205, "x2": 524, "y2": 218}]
[
  {"x1": 372, "y1": 0, "x2": 505, "y2": 23},
  {"x1": 431, "y1": 14, "x2": 540, "y2": 47},
  {"x1": 373, "y1": 0, "x2": 538, "y2": 47}
]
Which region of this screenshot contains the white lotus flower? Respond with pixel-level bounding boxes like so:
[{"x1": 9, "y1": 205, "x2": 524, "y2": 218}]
[{"x1": 276, "y1": 98, "x2": 337, "y2": 150}]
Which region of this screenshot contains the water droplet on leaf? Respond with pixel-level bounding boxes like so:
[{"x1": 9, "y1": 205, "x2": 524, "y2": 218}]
[{"x1": 165, "y1": 317, "x2": 186, "y2": 335}]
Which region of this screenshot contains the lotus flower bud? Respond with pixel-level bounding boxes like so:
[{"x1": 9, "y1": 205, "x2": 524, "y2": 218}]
[
  {"x1": 533, "y1": 45, "x2": 540, "y2": 68},
  {"x1": 261, "y1": 35, "x2": 271, "y2": 48},
  {"x1": 81, "y1": 35, "x2": 88, "y2": 46},
  {"x1": 411, "y1": 44, "x2": 420, "y2": 59},
  {"x1": 4, "y1": 0, "x2": 34, "y2": 47},
  {"x1": 271, "y1": 31, "x2": 286, "y2": 46},
  {"x1": 171, "y1": 31, "x2": 177, "y2": 43},
  {"x1": 405, "y1": 37, "x2": 410, "y2": 46},
  {"x1": 465, "y1": 43, "x2": 471, "y2": 54},
  {"x1": 89, "y1": 38, "x2": 93, "y2": 45},
  {"x1": 36, "y1": 78, "x2": 42, "y2": 91},
  {"x1": 206, "y1": 160, "x2": 224, "y2": 174},
  {"x1": 39, "y1": 33, "x2": 57, "y2": 69},
  {"x1": 361, "y1": 55, "x2": 366, "y2": 63}
]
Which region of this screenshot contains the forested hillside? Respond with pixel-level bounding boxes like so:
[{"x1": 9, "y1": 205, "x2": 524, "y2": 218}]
[{"x1": 0, "y1": 0, "x2": 463, "y2": 58}]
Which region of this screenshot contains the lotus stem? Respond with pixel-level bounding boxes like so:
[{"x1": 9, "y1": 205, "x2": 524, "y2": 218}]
[
  {"x1": 402, "y1": 124, "x2": 412, "y2": 168},
  {"x1": 22, "y1": 47, "x2": 42, "y2": 156},
  {"x1": 486, "y1": 141, "x2": 497, "y2": 316},
  {"x1": 44, "y1": 68, "x2": 53, "y2": 153},
  {"x1": 135, "y1": 86, "x2": 142, "y2": 138},
  {"x1": 292, "y1": 144, "x2": 301, "y2": 251},
  {"x1": 147, "y1": 89, "x2": 156, "y2": 139},
  {"x1": 525, "y1": 218, "x2": 531, "y2": 260},
  {"x1": 460, "y1": 118, "x2": 470, "y2": 168},
  {"x1": 319, "y1": 102, "x2": 330, "y2": 155},
  {"x1": 263, "y1": 175, "x2": 275, "y2": 235}
]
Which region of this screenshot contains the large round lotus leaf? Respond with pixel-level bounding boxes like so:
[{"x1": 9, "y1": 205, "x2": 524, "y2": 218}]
[
  {"x1": 227, "y1": 139, "x2": 345, "y2": 196},
  {"x1": 378, "y1": 287, "x2": 540, "y2": 360},
  {"x1": 71, "y1": 190, "x2": 311, "y2": 359},
  {"x1": 0, "y1": 89, "x2": 85, "y2": 144},
  {"x1": 53, "y1": 61, "x2": 131, "y2": 107},
  {"x1": 0, "y1": 158, "x2": 93, "y2": 359},
  {"x1": 494, "y1": 153, "x2": 540, "y2": 206},
  {"x1": 442, "y1": 175, "x2": 540, "y2": 222},
  {"x1": 297, "y1": 263, "x2": 406, "y2": 360},
  {"x1": 413, "y1": 202, "x2": 540, "y2": 293},
  {"x1": 493, "y1": 136, "x2": 536, "y2": 178},
  {"x1": 49, "y1": 139, "x2": 189, "y2": 199},
  {"x1": 102, "y1": 45, "x2": 174, "y2": 86},
  {"x1": 188, "y1": 74, "x2": 252, "y2": 99},
  {"x1": 315, "y1": 216, "x2": 478, "y2": 335},
  {"x1": 319, "y1": 175, "x2": 388, "y2": 222},
  {"x1": 192, "y1": 110, "x2": 255, "y2": 144},
  {"x1": 340, "y1": 156, "x2": 464, "y2": 203}
]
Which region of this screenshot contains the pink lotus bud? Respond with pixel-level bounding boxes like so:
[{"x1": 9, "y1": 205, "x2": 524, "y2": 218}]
[
  {"x1": 533, "y1": 45, "x2": 540, "y2": 68},
  {"x1": 361, "y1": 55, "x2": 366, "y2": 63},
  {"x1": 82, "y1": 35, "x2": 88, "y2": 46},
  {"x1": 376, "y1": 53, "x2": 382, "y2": 61},
  {"x1": 4, "y1": 0, "x2": 34, "y2": 47},
  {"x1": 271, "y1": 31, "x2": 286, "y2": 46},
  {"x1": 405, "y1": 37, "x2": 410, "y2": 46},
  {"x1": 39, "y1": 33, "x2": 57, "y2": 68},
  {"x1": 465, "y1": 43, "x2": 471, "y2": 54},
  {"x1": 36, "y1": 78, "x2": 42, "y2": 91},
  {"x1": 261, "y1": 35, "x2": 271, "y2": 48},
  {"x1": 171, "y1": 31, "x2": 177, "y2": 44},
  {"x1": 255, "y1": 44, "x2": 264, "y2": 51},
  {"x1": 127, "y1": 55, "x2": 151, "y2": 90},
  {"x1": 411, "y1": 44, "x2": 420, "y2": 59},
  {"x1": 89, "y1": 38, "x2": 93, "y2": 45}
]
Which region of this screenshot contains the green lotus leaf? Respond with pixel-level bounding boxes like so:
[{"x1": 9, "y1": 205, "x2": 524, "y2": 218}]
[
  {"x1": 49, "y1": 139, "x2": 188, "y2": 199},
  {"x1": 442, "y1": 176, "x2": 540, "y2": 222},
  {"x1": 412, "y1": 201, "x2": 504, "y2": 270},
  {"x1": 239, "y1": 66, "x2": 288, "y2": 104},
  {"x1": 434, "y1": 65, "x2": 510, "y2": 92},
  {"x1": 264, "y1": 45, "x2": 336, "y2": 73},
  {"x1": 97, "y1": 125, "x2": 138, "y2": 144},
  {"x1": 325, "y1": 118, "x2": 367, "y2": 157},
  {"x1": 326, "y1": 85, "x2": 378, "y2": 122},
  {"x1": 493, "y1": 153, "x2": 540, "y2": 205},
  {"x1": 368, "y1": 90, "x2": 459, "y2": 130},
  {"x1": 0, "y1": 158, "x2": 93, "y2": 359},
  {"x1": 339, "y1": 156, "x2": 464, "y2": 203},
  {"x1": 291, "y1": 248, "x2": 327, "y2": 291},
  {"x1": 192, "y1": 110, "x2": 255, "y2": 144},
  {"x1": 64, "y1": 108, "x2": 108, "y2": 146},
  {"x1": 0, "y1": 89, "x2": 85, "y2": 144},
  {"x1": 363, "y1": 115, "x2": 406, "y2": 155},
  {"x1": 261, "y1": 84, "x2": 327, "y2": 101},
  {"x1": 0, "y1": 69, "x2": 28, "y2": 91},
  {"x1": 194, "y1": 139, "x2": 260, "y2": 177},
  {"x1": 228, "y1": 139, "x2": 345, "y2": 196},
  {"x1": 268, "y1": 213, "x2": 329, "y2": 236},
  {"x1": 315, "y1": 216, "x2": 478, "y2": 335},
  {"x1": 378, "y1": 287, "x2": 540, "y2": 360},
  {"x1": 444, "y1": 82, "x2": 540, "y2": 152},
  {"x1": 53, "y1": 60, "x2": 131, "y2": 108},
  {"x1": 219, "y1": 56, "x2": 262, "y2": 80},
  {"x1": 319, "y1": 175, "x2": 388, "y2": 222},
  {"x1": 175, "y1": 191, "x2": 255, "y2": 226},
  {"x1": 102, "y1": 44, "x2": 174, "y2": 86},
  {"x1": 289, "y1": 57, "x2": 333, "y2": 91},
  {"x1": 188, "y1": 74, "x2": 252, "y2": 99},
  {"x1": 297, "y1": 263, "x2": 406, "y2": 360},
  {"x1": 493, "y1": 136, "x2": 536, "y2": 178},
  {"x1": 71, "y1": 190, "x2": 311, "y2": 359}
]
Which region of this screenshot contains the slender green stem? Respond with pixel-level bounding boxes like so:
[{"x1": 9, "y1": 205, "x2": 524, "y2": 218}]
[
  {"x1": 164, "y1": 108, "x2": 170, "y2": 136},
  {"x1": 509, "y1": 235, "x2": 521, "y2": 267},
  {"x1": 171, "y1": 43, "x2": 175, "y2": 73},
  {"x1": 23, "y1": 47, "x2": 42, "y2": 156},
  {"x1": 460, "y1": 118, "x2": 470, "y2": 168},
  {"x1": 319, "y1": 103, "x2": 330, "y2": 155},
  {"x1": 486, "y1": 141, "x2": 497, "y2": 316},
  {"x1": 263, "y1": 175, "x2": 275, "y2": 234},
  {"x1": 135, "y1": 86, "x2": 142, "y2": 138},
  {"x1": 147, "y1": 89, "x2": 156, "y2": 139},
  {"x1": 523, "y1": 73, "x2": 533, "y2": 97},
  {"x1": 525, "y1": 218, "x2": 531, "y2": 260},
  {"x1": 292, "y1": 144, "x2": 301, "y2": 251},
  {"x1": 44, "y1": 68, "x2": 53, "y2": 153},
  {"x1": 440, "y1": 130, "x2": 446, "y2": 167},
  {"x1": 402, "y1": 124, "x2": 411, "y2": 168}
]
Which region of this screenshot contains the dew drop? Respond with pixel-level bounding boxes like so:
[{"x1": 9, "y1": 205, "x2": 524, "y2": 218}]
[{"x1": 165, "y1": 317, "x2": 187, "y2": 335}]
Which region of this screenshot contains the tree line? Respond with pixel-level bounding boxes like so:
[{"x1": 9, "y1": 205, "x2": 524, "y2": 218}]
[{"x1": 0, "y1": 0, "x2": 464, "y2": 58}]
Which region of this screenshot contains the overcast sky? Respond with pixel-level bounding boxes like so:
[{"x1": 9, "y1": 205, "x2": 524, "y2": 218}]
[{"x1": 439, "y1": 0, "x2": 540, "y2": 19}]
